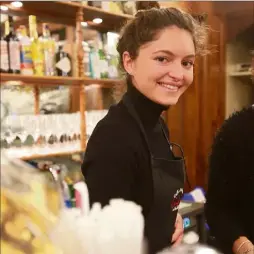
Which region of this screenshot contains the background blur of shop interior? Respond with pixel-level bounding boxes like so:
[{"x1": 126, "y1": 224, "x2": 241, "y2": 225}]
[
  {"x1": 0, "y1": 1, "x2": 253, "y2": 192},
  {"x1": 0, "y1": 1, "x2": 253, "y2": 253}
]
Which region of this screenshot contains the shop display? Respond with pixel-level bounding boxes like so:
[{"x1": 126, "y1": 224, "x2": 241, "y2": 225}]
[
  {"x1": 0, "y1": 15, "x2": 120, "y2": 79},
  {"x1": 0, "y1": 15, "x2": 71, "y2": 77},
  {"x1": 0, "y1": 0, "x2": 126, "y2": 163},
  {"x1": 1, "y1": 152, "x2": 146, "y2": 254},
  {"x1": 1, "y1": 110, "x2": 108, "y2": 158}
]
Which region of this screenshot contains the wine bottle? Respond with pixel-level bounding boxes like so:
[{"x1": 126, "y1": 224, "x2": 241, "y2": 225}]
[
  {"x1": 55, "y1": 44, "x2": 72, "y2": 76},
  {"x1": 0, "y1": 23, "x2": 9, "y2": 73},
  {"x1": 5, "y1": 16, "x2": 21, "y2": 74}
]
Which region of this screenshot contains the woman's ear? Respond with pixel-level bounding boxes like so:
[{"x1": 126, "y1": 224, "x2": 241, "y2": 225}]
[{"x1": 122, "y1": 51, "x2": 134, "y2": 76}]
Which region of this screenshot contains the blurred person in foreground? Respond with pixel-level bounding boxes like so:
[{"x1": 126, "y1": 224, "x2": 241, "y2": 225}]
[{"x1": 205, "y1": 106, "x2": 254, "y2": 254}]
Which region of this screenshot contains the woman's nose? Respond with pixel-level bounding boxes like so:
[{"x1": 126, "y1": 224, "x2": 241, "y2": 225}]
[{"x1": 168, "y1": 63, "x2": 184, "y2": 81}]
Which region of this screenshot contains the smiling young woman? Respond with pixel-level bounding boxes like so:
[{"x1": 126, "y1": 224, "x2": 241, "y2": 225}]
[{"x1": 81, "y1": 3, "x2": 208, "y2": 254}]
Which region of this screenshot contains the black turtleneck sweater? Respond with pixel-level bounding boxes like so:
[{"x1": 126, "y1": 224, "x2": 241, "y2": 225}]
[
  {"x1": 81, "y1": 84, "x2": 173, "y2": 215},
  {"x1": 127, "y1": 84, "x2": 173, "y2": 160}
]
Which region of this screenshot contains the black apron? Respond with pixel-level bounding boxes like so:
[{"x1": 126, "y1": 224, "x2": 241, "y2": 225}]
[{"x1": 122, "y1": 95, "x2": 185, "y2": 254}]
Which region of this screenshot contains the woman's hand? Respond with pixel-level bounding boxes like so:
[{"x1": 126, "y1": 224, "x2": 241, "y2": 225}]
[
  {"x1": 233, "y1": 236, "x2": 254, "y2": 254},
  {"x1": 171, "y1": 213, "x2": 184, "y2": 247}
]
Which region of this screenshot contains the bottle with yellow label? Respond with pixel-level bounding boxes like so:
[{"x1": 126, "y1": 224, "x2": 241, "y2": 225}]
[
  {"x1": 40, "y1": 23, "x2": 56, "y2": 76},
  {"x1": 29, "y1": 15, "x2": 44, "y2": 76},
  {"x1": 19, "y1": 25, "x2": 33, "y2": 75}
]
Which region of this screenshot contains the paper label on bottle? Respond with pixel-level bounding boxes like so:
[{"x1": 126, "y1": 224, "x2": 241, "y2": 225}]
[
  {"x1": 0, "y1": 40, "x2": 9, "y2": 71},
  {"x1": 20, "y1": 45, "x2": 33, "y2": 74},
  {"x1": 56, "y1": 57, "x2": 71, "y2": 74},
  {"x1": 9, "y1": 41, "x2": 21, "y2": 71},
  {"x1": 20, "y1": 45, "x2": 32, "y2": 64}
]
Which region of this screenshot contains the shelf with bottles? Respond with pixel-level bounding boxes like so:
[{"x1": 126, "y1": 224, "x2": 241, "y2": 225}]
[
  {"x1": 1, "y1": 15, "x2": 75, "y2": 78},
  {"x1": 0, "y1": 1, "x2": 134, "y2": 30},
  {"x1": 1, "y1": 14, "x2": 124, "y2": 87},
  {"x1": 0, "y1": 1, "x2": 128, "y2": 160}
]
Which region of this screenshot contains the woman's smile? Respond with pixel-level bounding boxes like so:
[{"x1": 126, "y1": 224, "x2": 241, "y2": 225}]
[{"x1": 157, "y1": 81, "x2": 182, "y2": 92}]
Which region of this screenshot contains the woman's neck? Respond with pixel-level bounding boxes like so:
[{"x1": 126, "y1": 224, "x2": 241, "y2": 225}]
[{"x1": 125, "y1": 80, "x2": 168, "y2": 128}]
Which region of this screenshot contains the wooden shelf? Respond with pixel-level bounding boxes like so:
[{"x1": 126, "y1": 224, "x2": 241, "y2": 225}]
[
  {"x1": 229, "y1": 71, "x2": 252, "y2": 77},
  {"x1": 6, "y1": 150, "x2": 85, "y2": 161},
  {"x1": 1, "y1": 1, "x2": 133, "y2": 31},
  {"x1": 0, "y1": 73, "x2": 84, "y2": 86},
  {"x1": 83, "y1": 77, "x2": 124, "y2": 88},
  {"x1": 0, "y1": 74, "x2": 124, "y2": 88}
]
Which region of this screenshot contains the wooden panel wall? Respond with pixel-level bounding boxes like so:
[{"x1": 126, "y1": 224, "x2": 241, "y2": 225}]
[{"x1": 164, "y1": 2, "x2": 226, "y2": 190}]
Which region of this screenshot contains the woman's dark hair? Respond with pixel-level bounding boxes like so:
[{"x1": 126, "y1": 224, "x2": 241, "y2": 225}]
[{"x1": 113, "y1": 2, "x2": 208, "y2": 101}]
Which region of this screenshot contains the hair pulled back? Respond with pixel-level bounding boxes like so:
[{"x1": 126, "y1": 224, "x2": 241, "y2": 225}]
[{"x1": 114, "y1": 2, "x2": 208, "y2": 101}]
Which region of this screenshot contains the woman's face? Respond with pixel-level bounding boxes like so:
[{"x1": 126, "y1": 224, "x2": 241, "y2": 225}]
[{"x1": 123, "y1": 25, "x2": 195, "y2": 106}]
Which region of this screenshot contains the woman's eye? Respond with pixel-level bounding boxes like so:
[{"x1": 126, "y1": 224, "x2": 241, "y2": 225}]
[
  {"x1": 155, "y1": 56, "x2": 168, "y2": 63},
  {"x1": 182, "y1": 61, "x2": 194, "y2": 68}
]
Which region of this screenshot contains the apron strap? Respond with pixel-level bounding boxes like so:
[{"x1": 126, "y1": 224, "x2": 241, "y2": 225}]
[
  {"x1": 159, "y1": 118, "x2": 191, "y2": 189},
  {"x1": 123, "y1": 94, "x2": 191, "y2": 188}
]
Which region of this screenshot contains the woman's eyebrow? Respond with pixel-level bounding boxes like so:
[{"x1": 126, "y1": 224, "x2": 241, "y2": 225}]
[{"x1": 153, "y1": 50, "x2": 195, "y2": 58}]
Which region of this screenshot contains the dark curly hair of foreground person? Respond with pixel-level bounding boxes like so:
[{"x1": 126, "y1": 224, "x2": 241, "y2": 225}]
[{"x1": 205, "y1": 105, "x2": 254, "y2": 254}]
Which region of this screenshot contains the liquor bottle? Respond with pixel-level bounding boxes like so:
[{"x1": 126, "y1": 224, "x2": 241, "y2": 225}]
[
  {"x1": 29, "y1": 15, "x2": 44, "y2": 76},
  {"x1": 88, "y1": 45, "x2": 100, "y2": 78},
  {"x1": 19, "y1": 25, "x2": 33, "y2": 75},
  {"x1": 98, "y1": 38, "x2": 109, "y2": 79},
  {"x1": 82, "y1": 41, "x2": 91, "y2": 77},
  {"x1": 55, "y1": 44, "x2": 72, "y2": 76},
  {"x1": 105, "y1": 32, "x2": 119, "y2": 79},
  {"x1": 40, "y1": 23, "x2": 56, "y2": 76},
  {"x1": 5, "y1": 17, "x2": 21, "y2": 74},
  {"x1": 0, "y1": 23, "x2": 9, "y2": 73}
]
